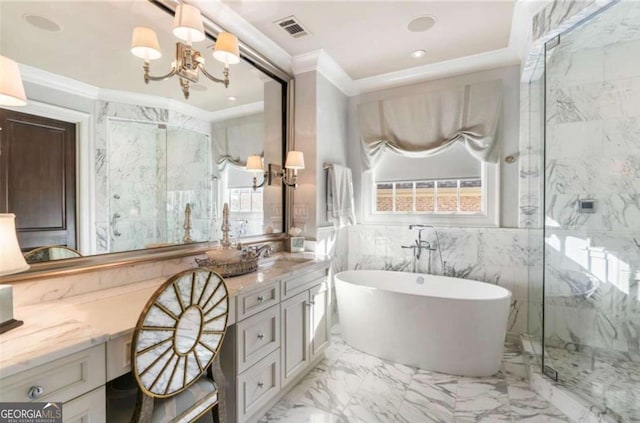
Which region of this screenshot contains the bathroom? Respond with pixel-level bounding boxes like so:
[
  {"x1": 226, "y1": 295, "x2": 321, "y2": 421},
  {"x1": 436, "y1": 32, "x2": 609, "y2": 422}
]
[{"x1": 0, "y1": 0, "x2": 638, "y2": 422}]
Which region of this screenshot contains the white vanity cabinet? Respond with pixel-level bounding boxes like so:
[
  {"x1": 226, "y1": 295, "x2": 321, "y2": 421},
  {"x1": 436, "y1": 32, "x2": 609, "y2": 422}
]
[
  {"x1": 221, "y1": 261, "x2": 330, "y2": 423},
  {"x1": 0, "y1": 344, "x2": 107, "y2": 423},
  {"x1": 280, "y1": 273, "x2": 329, "y2": 386}
]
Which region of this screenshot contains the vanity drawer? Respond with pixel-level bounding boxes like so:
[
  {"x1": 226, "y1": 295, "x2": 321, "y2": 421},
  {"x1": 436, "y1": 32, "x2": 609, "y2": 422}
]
[
  {"x1": 236, "y1": 305, "x2": 280, "y2": 373},
  {"x1": 0, "y1": 344, "x2": 106, "y2": 403},
  {"x1": 236, "y1": 283, "x2": 280, "y2": 321},
  {"x1": 63, "y1": 386, "x2": 106, "y2": 423},
  {"x1": 237, "y1": 349, "x2": 280, "y2": 423},
  {"x1": 106, "y1": 333, "x2": 132, "y2": 381},
  {"x1": 281, "y1": 268, "x2": 327, "y2": 299}
]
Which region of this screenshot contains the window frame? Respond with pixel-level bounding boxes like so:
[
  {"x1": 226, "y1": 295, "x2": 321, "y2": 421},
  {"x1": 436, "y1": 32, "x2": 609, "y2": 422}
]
[
  {"x1": 227, "y1": 187, "x2": 264, "y2": 213},
  {"x1": 362, "y1": 161, "x2": 500, "y2": 227}
]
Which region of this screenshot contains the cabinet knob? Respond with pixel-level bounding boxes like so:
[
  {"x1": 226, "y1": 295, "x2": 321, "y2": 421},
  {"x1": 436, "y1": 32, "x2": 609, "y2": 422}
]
[
  {"x1": 27, "y1": 385, "x2": 44, "y2": 400},
  {"x1": 257, "y1": 333, "x2": 265, "y2": 340},
  {"x1": 257, "y1": 382, "x2": 264, "y2": 388},
  {"x1": 257, "y1": 295, "x2": 265, "y2": 303}
]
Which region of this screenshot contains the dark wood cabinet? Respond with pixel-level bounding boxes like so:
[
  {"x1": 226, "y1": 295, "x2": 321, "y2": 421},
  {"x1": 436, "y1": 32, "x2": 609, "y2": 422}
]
[{"x1": 0, "y1": 109, "x2": 77, "y2": 250}]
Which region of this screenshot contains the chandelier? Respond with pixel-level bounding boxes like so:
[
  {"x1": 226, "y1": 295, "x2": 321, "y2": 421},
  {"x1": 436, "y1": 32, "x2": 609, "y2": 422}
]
[{"x1": 130, "y1": 3, "x2": 240, "y2": 100}]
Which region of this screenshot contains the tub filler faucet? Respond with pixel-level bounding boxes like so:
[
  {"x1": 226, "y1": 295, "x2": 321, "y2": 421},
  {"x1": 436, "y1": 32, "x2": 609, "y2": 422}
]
[{"x1": 402, "y1": 225, "x2": 444, "y2": 274}]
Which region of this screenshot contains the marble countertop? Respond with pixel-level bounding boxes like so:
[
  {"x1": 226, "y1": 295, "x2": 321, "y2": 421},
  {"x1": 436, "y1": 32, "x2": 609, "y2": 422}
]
[{"x1": 0, "y1": 252, "x2": 328, "y2": 379}]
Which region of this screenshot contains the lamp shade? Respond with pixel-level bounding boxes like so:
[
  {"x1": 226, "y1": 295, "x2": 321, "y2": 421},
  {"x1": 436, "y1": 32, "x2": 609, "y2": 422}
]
[
  {"x1": 173, "y1": 4, "x2": 205, "y2": 44},
  {"x1": 131, "y1": 27, "x2": 162, "y2": 61},
  {"x1": 0, "y1": 56, "x2": 27, "y2": 107},
  {"x1": 0, "y1": 214, "x2": 29, "y2": 277},
  {"x1": 212, "y1": 32, "x2": 240, "y2": 65},
  {"x1": 246, "y1": 155, "x2": 264, "y2": 172},
  {"x1": 285, "y1": 151, "x2": 305, "y2": 170}
]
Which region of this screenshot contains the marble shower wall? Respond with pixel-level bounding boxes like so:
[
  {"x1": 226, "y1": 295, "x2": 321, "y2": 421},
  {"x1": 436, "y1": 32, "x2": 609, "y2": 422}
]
[
  {"x1": 108, "y1": 121, "x2": 164, "y2": 252},
  {"x1": 544, "y1": 0, "x2": 640, "y2": 357},
  {"x1": 518, "y1": 0, "x2": 618, "y2": 230},
  {"x1": 94, "y1": 100, "x2": 212, "y2": 253},
  {"x1": 346, "y1": 225, "x2": 541, "y2": 337}
]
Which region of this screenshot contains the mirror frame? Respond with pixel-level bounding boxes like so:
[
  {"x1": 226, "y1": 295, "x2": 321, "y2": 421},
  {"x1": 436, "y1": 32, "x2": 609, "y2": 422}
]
[{"x1": 0, "y1": 0, "x2": 294, "y2": 282}]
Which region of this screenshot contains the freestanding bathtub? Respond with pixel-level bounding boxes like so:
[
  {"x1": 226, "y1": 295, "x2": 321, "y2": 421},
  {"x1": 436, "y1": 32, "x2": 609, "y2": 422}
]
[{"x1": 335, "y1": 270, "x2": 511, "y2": 377}]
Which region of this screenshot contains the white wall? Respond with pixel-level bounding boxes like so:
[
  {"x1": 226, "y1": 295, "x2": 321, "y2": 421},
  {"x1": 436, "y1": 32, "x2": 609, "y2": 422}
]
[
  {"x1": 292, "y1": 71, "x2": 317, "y2": 237},
  {"x1": 347, "y1": 65, "x2": 521, "y2": 228},
  {"x1": 293, "y1": 71, "x2": 349, "y2": 237},
  {"x1": 316, "y1": 73, "x2": 349, "y2": 229}
]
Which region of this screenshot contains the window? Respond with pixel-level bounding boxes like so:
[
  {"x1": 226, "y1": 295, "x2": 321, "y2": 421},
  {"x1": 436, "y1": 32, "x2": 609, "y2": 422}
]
[
  {"x1": 363, "y1": 144, "x2": 499, "y2": 227},
  {"x1": 228, "y1": 188, "x2": 263, "y2": 212},
  {"x1": 375, "y1": 179, "x2": 482, "y2": 214}
]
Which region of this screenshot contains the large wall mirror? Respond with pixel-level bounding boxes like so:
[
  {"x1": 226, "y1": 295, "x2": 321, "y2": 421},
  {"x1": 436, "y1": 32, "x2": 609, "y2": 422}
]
[{"x1": 0, "y1": 0, "x2": 291, "y2": 269}]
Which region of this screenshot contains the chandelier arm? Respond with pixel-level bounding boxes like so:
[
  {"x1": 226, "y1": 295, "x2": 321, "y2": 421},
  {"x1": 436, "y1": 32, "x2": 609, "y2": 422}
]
[
  {"x1": 144, "y1": 62, "x2": 178, "y2": 83},
  {"x1": 281, "y1": 172, "x2": 298, "y2": 189},
  {"x1": 252, "y1": 172, "x2": 267, "y2": 191},
  {"x1": 197, "y1": 62, "x2": 229, "y2": 87}
]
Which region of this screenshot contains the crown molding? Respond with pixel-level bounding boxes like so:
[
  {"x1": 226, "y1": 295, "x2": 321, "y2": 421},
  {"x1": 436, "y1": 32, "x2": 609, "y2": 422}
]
[
  {"x1": 292, "y1": 50, "x2": 358, "y2": 96},
  {"x1": 209, "y1": 101, "x2": 264, "y2": 122},
  {"x1": 19, "y1": 63, "x2": 262, "y2": 123},
  {"x1": 193, "y1": 0, "x2": 293, "y2": 74},
  {"x1": 291, "y1": 47, "x2": 520, "y2": 97},
  {"x1": 353, "y1": 48, "x2": 520, "y2": 94},
  {"x1": 20, "y1": 64, "x2": 100, "y2": 100}
]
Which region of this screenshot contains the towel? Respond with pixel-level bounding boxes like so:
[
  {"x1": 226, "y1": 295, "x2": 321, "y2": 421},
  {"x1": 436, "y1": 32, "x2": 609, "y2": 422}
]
[{"x1": 326, "y1": 164, "x2": 356, "y2": 228}]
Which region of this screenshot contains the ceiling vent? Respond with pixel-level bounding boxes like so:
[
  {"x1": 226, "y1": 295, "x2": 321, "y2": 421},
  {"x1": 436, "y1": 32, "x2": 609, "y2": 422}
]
[{"x1": 274, "y1": 16, "x2": 310, "y2": 38}]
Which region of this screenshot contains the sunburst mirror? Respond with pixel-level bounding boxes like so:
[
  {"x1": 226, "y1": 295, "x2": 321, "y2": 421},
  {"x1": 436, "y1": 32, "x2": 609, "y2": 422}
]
[{"x1": 131, "y1": 268, "x2": 229, "y2": 398}]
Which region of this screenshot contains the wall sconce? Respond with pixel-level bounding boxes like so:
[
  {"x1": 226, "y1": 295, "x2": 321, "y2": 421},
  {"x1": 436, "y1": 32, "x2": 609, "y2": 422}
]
[
  {"x1": 246, "y1": 151, "x2": 305, "y2": 190},
  {"x1": 130, "y1": 3, "x2": 240, "y2": 100},
  {"x1": 0, "y1": 213, "x2": 30, "y2": 334},
  {"x1": 0, "y1": 55, "x2": 27, "y2": 106},
  {"x1": 246, "y1": 155, "x2": 266, "y2": 191},
  {"x1": 269, "y1": 151, "x2": 305, "y2": 189}
]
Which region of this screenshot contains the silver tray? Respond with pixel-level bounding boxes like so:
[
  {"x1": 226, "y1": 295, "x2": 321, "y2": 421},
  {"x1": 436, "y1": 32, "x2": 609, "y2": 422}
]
[{"x1": 195, "y1": 257, "x2": 259, "y2": 278}]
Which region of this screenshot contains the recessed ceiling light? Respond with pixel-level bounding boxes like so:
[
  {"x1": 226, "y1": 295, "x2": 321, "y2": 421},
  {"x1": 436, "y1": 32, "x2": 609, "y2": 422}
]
[
  {"x1": 23, "y1": 14, "x2": 62, "y2": 32},
  {"x1": 227, "y1": 96, "x2": 237, "y2": 101},
  {"x1": 408, "y1": 16, "x2": 436, "y2": 33},
  {"x1": 411, "y1": 49, "x2": 427, "y2": 59}
]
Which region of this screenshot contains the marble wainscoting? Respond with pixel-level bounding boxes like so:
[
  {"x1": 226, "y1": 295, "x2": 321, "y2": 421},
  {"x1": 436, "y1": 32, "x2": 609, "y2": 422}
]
[
  {"x1": 346, "y1": 225, "x2": 541, "y2": 338},
  {"x1": 259, "y1": 326, "x2": 568, "y2": 423}
]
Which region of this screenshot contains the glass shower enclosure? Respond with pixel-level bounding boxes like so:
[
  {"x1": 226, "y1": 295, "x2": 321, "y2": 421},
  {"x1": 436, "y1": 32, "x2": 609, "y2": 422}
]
[
  {"x1": 540, "y1": 1, "x2": 640, "y2": 420},
  {"x1": 107, "y1": 120, "x2": 214, "y2": 253}
]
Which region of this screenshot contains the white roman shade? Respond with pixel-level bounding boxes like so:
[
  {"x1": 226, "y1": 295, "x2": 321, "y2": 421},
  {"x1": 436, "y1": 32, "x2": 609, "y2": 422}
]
[
  {"x1": 213, "y1": 113, "x2": 264, "y2": 170},
  {"x1": 357, "y1": 80, "x2": 503, "y2": 170}
]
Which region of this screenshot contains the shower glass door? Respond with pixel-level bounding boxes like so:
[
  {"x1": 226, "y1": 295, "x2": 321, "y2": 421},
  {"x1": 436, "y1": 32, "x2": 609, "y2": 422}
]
[{"x1": 543, "y1": 1, "x2": 640, "y2": 420}]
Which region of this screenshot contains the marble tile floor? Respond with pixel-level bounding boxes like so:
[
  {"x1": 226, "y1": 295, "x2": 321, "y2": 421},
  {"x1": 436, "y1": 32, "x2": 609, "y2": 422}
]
[
  {"x1": 543, "y1": 345, "x2": 640, "y2": 422},
  {"x1": 258, "y1": 326, "x2": 570, "y2": 423}
]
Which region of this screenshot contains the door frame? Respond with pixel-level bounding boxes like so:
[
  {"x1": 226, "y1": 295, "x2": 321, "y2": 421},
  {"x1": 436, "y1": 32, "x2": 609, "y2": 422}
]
[{"x1": 2, "y1": 101, "x2": 94, "y2": 255}]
